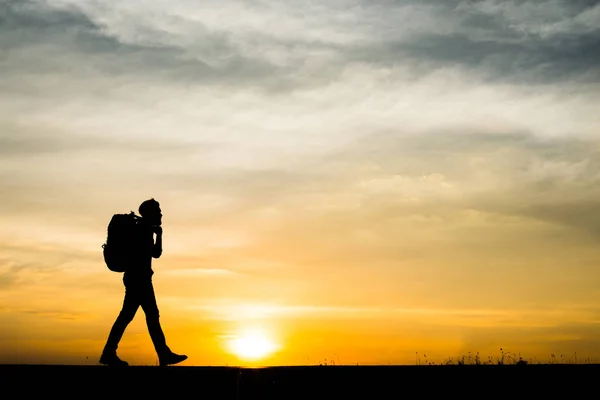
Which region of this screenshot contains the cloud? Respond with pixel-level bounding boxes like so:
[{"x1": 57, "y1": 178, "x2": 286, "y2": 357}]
[
  {"x1": 0, "y1": 257, "x2": 61, "y2": 289},
  {"x1": 3, "y1": 0, "x2": 598, "y2": 95},
  {"x1": 165, "y1": 267, "x2": 239, "y2": 277},
  {"x1": 344, "y1": 1, "x2": 600, "y2": 83},
  {"x1": 189, "y1": 300, "x2": 600, "y2": 332},
  {"x1": 0, "y1": 122, "x2": 219, "y2": 158},
  {"x1": 17, "y1": 308, "x2": 88, "y2": 320}
]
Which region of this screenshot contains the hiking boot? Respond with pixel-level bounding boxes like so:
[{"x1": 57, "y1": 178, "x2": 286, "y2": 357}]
[
  {"x1": 99, "y1": 353, "x2": 129, "y2": 367},
  {"x1": 159, "y1": 352, "x2": 188, "y2": 367}
]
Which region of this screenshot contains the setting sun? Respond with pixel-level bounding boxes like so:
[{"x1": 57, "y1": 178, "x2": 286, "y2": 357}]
[{"x1": 226, "y1": 329, "x2": 280, "y2": 361}]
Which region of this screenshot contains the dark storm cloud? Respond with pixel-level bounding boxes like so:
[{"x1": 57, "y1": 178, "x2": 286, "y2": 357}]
[
  {"x1": 2, "y1": 0, "x2": 598, "y2": 88},
  {"x1": 349, "y1": 0, "x2": 600, "y2": 83},
  {"x1": 365, "y1": 31, "x2": 600, "y2": 83},
  {"x1": 0, "y1": 1, "x2": 280, "y2": 87}
]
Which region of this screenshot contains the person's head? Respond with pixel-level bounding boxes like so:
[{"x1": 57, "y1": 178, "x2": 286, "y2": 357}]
[{"x1": 139, "y1": 198, "x2": 162, "y2": 226}]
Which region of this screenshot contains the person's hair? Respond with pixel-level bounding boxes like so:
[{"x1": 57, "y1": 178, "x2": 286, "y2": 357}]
[{"x1": 139, "y1": 198, "x2": 160, "y2": 218}]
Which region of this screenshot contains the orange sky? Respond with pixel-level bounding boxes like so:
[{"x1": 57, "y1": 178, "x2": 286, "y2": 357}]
[{"x1": 2, "y1": 0, "x2": 600, "y2": 366}]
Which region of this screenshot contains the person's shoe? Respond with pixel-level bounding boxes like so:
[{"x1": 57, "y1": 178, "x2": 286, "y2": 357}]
[
  {"x1": 159, "y1": 352, "x2": 188, "y2": 367},
  {"x1": 99, "y1": 353, "x2": 129, "y2": 367}
]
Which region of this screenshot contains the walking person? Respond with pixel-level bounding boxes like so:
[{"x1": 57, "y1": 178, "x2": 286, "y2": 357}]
[{"x1": 100, "y1": 198, "x2": 187, "y2": 367}]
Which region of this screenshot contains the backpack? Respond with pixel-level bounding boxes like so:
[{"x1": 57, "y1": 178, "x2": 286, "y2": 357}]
[{"x1": 102, "y1": 211, "x2": 140, "y2": 272}]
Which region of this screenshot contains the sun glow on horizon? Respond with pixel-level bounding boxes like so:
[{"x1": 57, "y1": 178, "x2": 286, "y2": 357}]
[{"x1": 226, "y1": 329, "x2": 280, "y2": 361}]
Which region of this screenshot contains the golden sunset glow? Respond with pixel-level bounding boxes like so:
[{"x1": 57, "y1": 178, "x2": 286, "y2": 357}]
[
  {"x1": 226, "y1": 329, "x2": 280, "y2": 361},
  {"x1": 2, "y1": 1, "x2": 600, "y2": 367}
]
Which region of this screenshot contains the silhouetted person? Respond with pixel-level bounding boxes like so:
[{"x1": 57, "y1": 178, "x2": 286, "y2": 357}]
[{"x1": 100, "y1": 199, "x2": 187, "y2": 367}]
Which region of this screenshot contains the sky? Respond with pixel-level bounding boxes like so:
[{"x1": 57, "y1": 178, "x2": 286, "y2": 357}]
[{"x1": 1, "y1": 0, "x2": 600, "y2": 366}]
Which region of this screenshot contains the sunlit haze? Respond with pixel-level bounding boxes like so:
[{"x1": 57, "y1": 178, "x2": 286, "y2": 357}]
[
  {"x1": 226, "y1": 328, "x2": 279, "y2": 362},
  {"x1": 1, "y1": 0, "x2": 600, "y2": 366}
]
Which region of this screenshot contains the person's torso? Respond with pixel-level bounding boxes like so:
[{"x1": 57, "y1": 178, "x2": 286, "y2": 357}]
[{"x1": 124, "y1": 220, "x2": 155, "y2": 281}]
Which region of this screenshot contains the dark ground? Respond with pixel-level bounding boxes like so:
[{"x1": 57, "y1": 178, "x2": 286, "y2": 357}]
[{"x1": 1, "y1": 364, "x2": 597, "y2": 398}]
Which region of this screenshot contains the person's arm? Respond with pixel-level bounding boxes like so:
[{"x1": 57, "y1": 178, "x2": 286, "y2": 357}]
[{"x1": 152, "y1": 226, "x2": 163, "y2": 258}]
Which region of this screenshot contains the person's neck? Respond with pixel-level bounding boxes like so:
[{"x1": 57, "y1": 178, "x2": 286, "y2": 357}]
[{"x1": 140, "y1": 218, "x2": 153, "y2": 226}]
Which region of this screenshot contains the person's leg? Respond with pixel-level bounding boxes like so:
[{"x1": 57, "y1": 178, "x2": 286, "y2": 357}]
[
  {"x1": 140, "y1": 280, "x2": 187, "y2": 366},
  {"x1": 100, "y1": 282, "x2": 140, "y2": 364},
  {"x1": 139, "y1": 280, "x2": 170, "y2": 356}
]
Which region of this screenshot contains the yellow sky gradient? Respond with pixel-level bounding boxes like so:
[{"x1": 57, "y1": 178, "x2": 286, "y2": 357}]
[
  {"x1": 2, "y1": 0, "x2": 600, "y2": 366},
  {"x1": 2, "y1": 186, "x2": 600, "y2": 365}
]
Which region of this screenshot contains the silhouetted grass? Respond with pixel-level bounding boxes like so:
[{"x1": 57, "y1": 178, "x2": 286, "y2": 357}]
[{"x1": 414, "y1": 348, "x2": 597, "y2": 366}]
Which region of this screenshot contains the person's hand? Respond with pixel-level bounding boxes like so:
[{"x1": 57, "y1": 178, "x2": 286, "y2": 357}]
[{"x1": 152, "y1": 225, "x2": 163, "y2": 235}]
